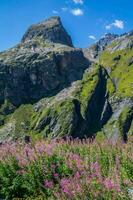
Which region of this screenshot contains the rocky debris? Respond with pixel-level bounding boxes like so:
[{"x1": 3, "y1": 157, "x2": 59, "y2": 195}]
[{"x1": 21, "y1": 16, "x2": 73, "y2": 47}]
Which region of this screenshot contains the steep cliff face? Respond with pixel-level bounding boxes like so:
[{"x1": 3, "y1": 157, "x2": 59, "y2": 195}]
[
  {"x1": 21, "y1": 16, "x2": 73, "y2": 47},
  {"x1": 31, "y1": 65, "x2": 109, "y2": 138},
  {"x1": 0, "y1": 17, "x2": 132, "y2": 142},
  {"x1": 0, "y1": 17, "x2": 88, "y2": 111},
  {"x1": 0, "y1": 45, "x2": 87, "y2": 107},
  {"x1": 0, "y1": 65, "x2": 110, "y2": 140}
]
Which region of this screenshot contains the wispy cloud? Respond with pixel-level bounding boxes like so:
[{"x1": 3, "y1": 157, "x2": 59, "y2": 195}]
[
  {"x1": 106, "y1": 20, "x2": 124, "y2": 30},
  {"x1": 70, "y1": 8, "x2": 84, "y2": 16},
  {"x1": 89, "y1": 35, "x2": 96, "y2": 40},
  {"x1": 61, "y1": 7, "x2": 68, "y2": 12},
  {"x1": 72, "y1": 0, "x2": 84, "y2": 4},
  {"x1": 52, "y1": 10, "x2": 59, "y2": 14}
]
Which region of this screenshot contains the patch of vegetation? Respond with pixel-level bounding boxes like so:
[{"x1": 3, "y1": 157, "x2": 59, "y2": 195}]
[
  {"x1": 74, "y1": 65, "x2": 100, "y2": 118},
  {"x1": 106, "y1": 77, "x2": 116, "y2": 96},
  {"x1": 118, "y1": 106, "x2": 133, "y2": 138},
  {"x1": 100, "y1": 48, "x2": 133, "y2": 98},
  {"x1": 8, "y1": 104, "x2": 36, "y2": 139},
  {"x1": 32, "y1": 99, "x2": 78, "y2": 138}
]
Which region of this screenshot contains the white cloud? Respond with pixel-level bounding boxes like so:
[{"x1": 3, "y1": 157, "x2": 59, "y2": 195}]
[
  {"x1": 72, "y1": 0, "x2": 83, "y2": 4},
  {"x1": 89, "y1": 35, "x2": 96, "y2": 40},
  {"x1": 61, "y1": 7, "x2": 68, "y2": 12},
  {"x1": 106, "y1": 20, "x2": 124, "y2": 30},
  {"x1": 105, "y1": 25, "x2": 112, "y2": 30},
  {"x1": 52, "y1": 10, "x2": 59, "y2": 14},
  {"x1": 113, "y1": 20, "x2": 124, "y2": 29},
  {"x1": 70, "y1": 8, "x2": 84, "y2": 16}
]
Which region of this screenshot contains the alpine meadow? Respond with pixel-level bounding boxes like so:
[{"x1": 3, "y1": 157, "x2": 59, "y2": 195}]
[{"x1": 0, "y1": 0, "x2": 133, "y2": 199}]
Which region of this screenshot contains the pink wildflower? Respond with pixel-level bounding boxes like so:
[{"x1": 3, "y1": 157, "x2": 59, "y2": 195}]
[
  {"x1": 44, "y1": 180, "x2": 54, "y2": 189},
  {"x1": 35, "y1": 141, "x2": 46, "y2": 154},
  {"x1": 17, "y1": 169, "x2": 26, "y2": 175},
  {"x1": 54, "y1": 173, "x2": 58, "y2": 178},
  {"x1": 103, "y1": 178, "x2": 121, "y2": 192}
]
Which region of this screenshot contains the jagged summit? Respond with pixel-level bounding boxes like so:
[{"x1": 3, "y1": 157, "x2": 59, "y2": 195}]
[
  {"x1": 98, "y1": 33, "x2": 118, "y2": 48},
  {"x1": 21, "y1": 16, "x2": 73, "y2": 47},
  {"x1": 83, "y1": 33, "x2": 118, "y2": 62},
  {"x1": 0, "y1": 16, "x2": 88, "y2": 112}
]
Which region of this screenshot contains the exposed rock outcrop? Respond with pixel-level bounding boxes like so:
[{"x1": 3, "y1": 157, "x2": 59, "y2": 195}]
[
  {"x1": 83, "y1": 33, "x2": 118, "y2": 62},
  {"x1": 0, "y1": 17, "x2": 89, "y2": 110},
  {"x1": 22, "y1": 16, "x2": 73, "y2": 47}
]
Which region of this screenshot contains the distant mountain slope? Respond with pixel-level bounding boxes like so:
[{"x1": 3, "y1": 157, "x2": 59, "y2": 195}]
[
  {"x1": 83, "y1": 33, "x2": 118, "y2": 62},
  {"x1": 0, "y1": 16, "x2": 132, "y2": 142},
  {"x1": 99, "y1": 33, "x2": 133, "y2": 140}
]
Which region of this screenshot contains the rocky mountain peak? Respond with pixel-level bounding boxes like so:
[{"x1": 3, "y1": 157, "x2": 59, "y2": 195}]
[
  {"x1": 126, "y1": 30, "x2": 133, "y2": 36},
  {"x1": 83, "y1": 33, "x2": 118, "y2": 62},
  {"x1": 98, "y1": 33, "x2": 118, "y2": 48},
  {"x1": 21, "y1": 16, "x2": 73, "y2": 47}
]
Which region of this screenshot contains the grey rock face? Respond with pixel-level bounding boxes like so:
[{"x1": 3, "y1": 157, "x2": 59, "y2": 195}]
[
  {"x1": 83, "y1": 33, "x2": 118, "y2": 62},
  {"x1": 0, "y1": 47, "x2": 88, "y2": 107},
  {"x1": 103, "y1": 98, "x2": 133, "y2": 141},
  {"x1": 22, "y1": 16, "x2": 73, "y2": 47},
  {"x1": 107, "y1": 36, "x2": 133, "y2": 52},
  {"x1": 0, "y1": 17, "x2": 89, "y2": 110},
  {"x1": 100, "y1": 99, "x2": 113, "y2": 126}
]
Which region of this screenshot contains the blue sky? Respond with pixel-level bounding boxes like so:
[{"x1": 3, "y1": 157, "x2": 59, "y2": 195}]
[{"x1": 0, "y1": 0, "x2": 132, "y2": 51}]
